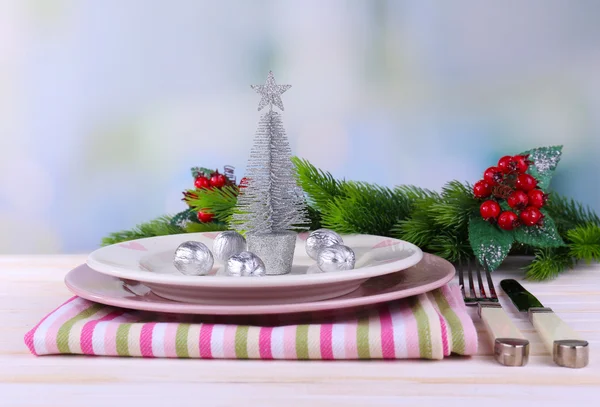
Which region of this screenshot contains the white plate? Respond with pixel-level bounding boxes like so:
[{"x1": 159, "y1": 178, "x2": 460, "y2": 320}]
[
  {"x1": 68, "y1": 253, "x2": 454, "y2": 315},
  {"x1": 87, "y1": 232, "x2": 423, "y2": 305}
]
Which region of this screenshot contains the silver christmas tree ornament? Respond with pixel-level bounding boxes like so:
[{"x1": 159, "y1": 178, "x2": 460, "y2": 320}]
[{"x1": 231, "y1": 71, "x2": 308, "y2": 275}]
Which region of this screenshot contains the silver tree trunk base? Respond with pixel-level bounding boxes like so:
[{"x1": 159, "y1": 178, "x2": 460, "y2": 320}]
[{"x1": 247, "y1": 232, "x2": 297, "y2": 275}]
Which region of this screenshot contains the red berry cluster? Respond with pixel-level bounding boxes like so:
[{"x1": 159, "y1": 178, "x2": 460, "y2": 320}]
[
  {"x1": 188, "y1": 170, "x2": 233, "y2": 223},
  {"x1": 473, "y1": 155, "x2": 548, "y2": 231},
  {"x1": 194, "y1": 171, "x2": 228, "y2": 189}
]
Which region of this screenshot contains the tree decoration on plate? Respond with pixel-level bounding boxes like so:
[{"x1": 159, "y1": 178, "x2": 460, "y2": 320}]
[{"x1": 229, "y1": 71, "x2": 309, "y2": 275}]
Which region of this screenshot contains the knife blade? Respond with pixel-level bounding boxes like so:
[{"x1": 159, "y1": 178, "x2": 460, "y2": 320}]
[{"x1": 500, "y1": 279, "x2": 589, "y2": 368}]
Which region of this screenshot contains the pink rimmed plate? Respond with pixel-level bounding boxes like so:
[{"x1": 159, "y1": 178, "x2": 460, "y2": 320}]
[
  {"x1": 66, "y1": 253, "x2": 454, "y2": 315},
  {"x1": 86, "y1": 232, "x2": 423, "y2": 305}
]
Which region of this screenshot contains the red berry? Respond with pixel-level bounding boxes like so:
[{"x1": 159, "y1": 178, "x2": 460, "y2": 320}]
[
  {"x1": 197, "y1": 210, "x2": 214, "y2": 223},
  {"x1": 520, "y1": 206, "x2": 543, "y2": 226},
  {"x1": 194, "y1": 176, "x2": 210, "y2": 189},
  {"x1": 497, "y1": 156, "x2": 514, "y2": 173},
  {"x1": 512, "y1": 155, "x2": 530, "y2": 173},
  {"x1": 209, "y1": 172, "x2": 227, "y2": 188},
  {"x1": 516, "y1": 173, "x2": 537, "y2": 191},
  {"x1": 527, "y1": 189, "x2": 547, "y2": 208},
  {"x1": 483, "y1": 166, "x2": 503, "y2": 186},
  {"x1": 238, "y1": 177, "x2": 249, "y2": 189},
  {"x1": 480, "y1": 200, "x2": 501, "y2": 221},
  {"x1": 507, "y1": 190, "x2": 529, "y2": 210},
  {"x1": 497, "y1": 211, "x2": 519, "y2": 231},
  {"x1": 473, "y1": 180, "x2": 492, "y2": 198}
]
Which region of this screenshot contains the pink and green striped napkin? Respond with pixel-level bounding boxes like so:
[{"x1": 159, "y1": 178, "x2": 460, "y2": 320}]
[{"x1": 24, "y1": 284, "x2": 477, "y2": 360}]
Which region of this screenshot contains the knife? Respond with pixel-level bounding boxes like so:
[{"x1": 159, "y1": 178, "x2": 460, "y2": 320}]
[{"x1": 500, "y1": 279, "x2": 589, "y2": 368}]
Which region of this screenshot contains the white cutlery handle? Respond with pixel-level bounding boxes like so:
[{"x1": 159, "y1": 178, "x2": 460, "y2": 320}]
[
  {"x1": 479, "y1": 303, "x2": 529, "y2": 366},
  {"x1": 530, "y1": 308, "x2": 589, "y2": 368}
]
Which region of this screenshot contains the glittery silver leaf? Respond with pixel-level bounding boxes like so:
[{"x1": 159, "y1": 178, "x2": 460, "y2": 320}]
[
  {"x1": 469, "y1": 215, "x2": 514, "y2": 271},
  {"x1": 528, "y1": 146, "x2": 562, "y2": 173},
  {"x1": 251, "y1": 71, "x2": 291, "y2": 112},
  {"x1": 520, "y1": 145, "x2": 563, "y2": 190},
  {"x1": 231, "y1": 73, "x2": 308, "y2": 235},
  {"x1": 170, "y1": 209, "x2": 198, "y2": 229},
  {"x1": 476, "y1": 242, "x2": 510, "y2": 271}
]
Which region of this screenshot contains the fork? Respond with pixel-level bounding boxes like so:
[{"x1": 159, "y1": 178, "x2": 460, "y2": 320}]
[{"x1": 457, "y1": 259, "x2": 530, "y2": 366}]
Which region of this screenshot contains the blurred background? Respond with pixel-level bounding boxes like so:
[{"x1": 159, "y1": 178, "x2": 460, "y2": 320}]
[{"x1": 1, "y1": 0, "x2": 599, "y2": 254}]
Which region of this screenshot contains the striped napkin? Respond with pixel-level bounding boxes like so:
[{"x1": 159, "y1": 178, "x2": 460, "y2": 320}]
[{"x1": 24, "y1": 284, "x2": 477, "y2": 360}]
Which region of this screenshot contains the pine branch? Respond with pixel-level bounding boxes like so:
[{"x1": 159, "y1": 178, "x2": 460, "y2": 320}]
[
  {"x1": 184, "y1": 222, "x2": 228, "y2": 233},
  {"x1": 393, "y1": 194, "x2": 441, "y2": 247},
  {"x1": 428, "y1": 231, "x2": 473, "y2": 262},
  {"x1": 293, "y1": 158, "x2": 440, "y2": 237},
  {"x1": 394, "y1": 185, "x2": 439, "y2": 202},
  {"x1": 101, "y1": 216, "x2": 183, "y2": 246},
  {"x1": 393, "y1": 181, "x2": 476, "y2": 261},
  {"x1": 186, "y1": 186, "x2": 238, "y2": 223},
  {"x1": 306, "y1": 205, "x2": 323, "y2": 231},
  {"x1": 292, "y1": 156, "x2": 344, "y2": 211},
  {"x1": 524, "y1": 247, "x2": 574, "y2": 281},
  {"x1": 430, "y1": 181, "x2": 478, "y2": 230},
  {"x1": 545, "y1": 193, "x2": 600, "y2": 234},
  {"x1": 567, "y1": 224, "x2": 600, "y2": 263},
  {"x1": 391, "y1": 185, "x2": 437, "y2": 222},
  {"x1": 319, "y1": 181, "x2": 422, "y2": 236}
]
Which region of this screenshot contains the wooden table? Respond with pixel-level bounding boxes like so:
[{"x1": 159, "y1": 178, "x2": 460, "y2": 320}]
[{"x1": 1, "y1": 255, "x2": 598, "y2": 406}]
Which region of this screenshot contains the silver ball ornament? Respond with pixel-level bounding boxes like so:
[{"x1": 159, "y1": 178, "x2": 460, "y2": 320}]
[
  {"x1": 212, "y1": 231, "x2": 247, "y2": 262},
  {"x1": 317, "y1": 244, "x2": 356, "y2": 273},
  {"x1": 173, "y1": 241, "x2": 214, "y2": 276},
  {"x1": 226, "y1": 251, "x2": 266, "y2": 277},
  {"x1": 305, "y1": 229, "x2": 343, "y2": 260}
]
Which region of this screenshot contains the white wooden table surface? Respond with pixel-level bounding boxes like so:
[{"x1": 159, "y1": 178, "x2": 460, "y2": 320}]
[{"x1": 1, "y1": 255, "x2": 598, "y2": 407}]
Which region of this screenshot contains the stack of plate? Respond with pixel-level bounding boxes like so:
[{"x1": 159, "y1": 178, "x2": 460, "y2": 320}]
[{"x1": 66, "y1": 232, "x2": 455, "y2": 315}]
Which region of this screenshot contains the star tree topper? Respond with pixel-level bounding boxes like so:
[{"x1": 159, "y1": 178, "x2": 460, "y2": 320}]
[{"x1": 251, "y1": 71, "x2": 291, "y2": 111}]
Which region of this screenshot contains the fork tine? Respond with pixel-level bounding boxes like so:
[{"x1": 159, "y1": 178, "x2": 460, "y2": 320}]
[
  {"x1": 467, "y1": 258, "x2": 477, "y2": 299},
  {"x1": 483, "y1": 260, "x2": 498, "y2": 300},
  {"x1": 457, "y1": 258, "x2": 464, "y2": 286},
  {"x1": 457, "y1": 258, "x2": 466, "y2": 298},
  {"x1": 474, "y1": 260, "x2": 486, "y2": 298}
]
